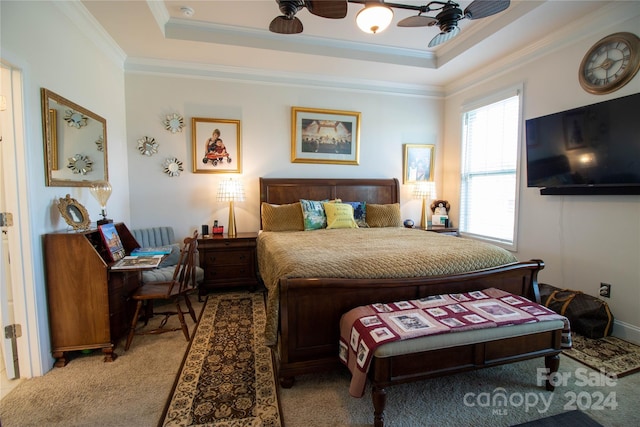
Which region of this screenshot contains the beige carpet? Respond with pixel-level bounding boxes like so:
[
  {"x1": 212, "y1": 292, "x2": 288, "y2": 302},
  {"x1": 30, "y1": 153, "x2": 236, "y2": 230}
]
[
  {"x1": 278, "y1": 355, "x2": 640, "y2": 427},
  {"x1": 562, "y1": 335, "x2": 640, "y2": 378},
  {"x1": 1, "y1": 292, "x2": 639, "y2": 427},
  {"x1": 0, "y1": 296, "x2": 204, "y2": 427}
]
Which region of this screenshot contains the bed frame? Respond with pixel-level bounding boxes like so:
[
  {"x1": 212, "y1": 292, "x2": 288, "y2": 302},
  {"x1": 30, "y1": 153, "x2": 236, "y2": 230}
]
[{"x1": 259, "y1": 178, "x2": 545, "y2": 387}]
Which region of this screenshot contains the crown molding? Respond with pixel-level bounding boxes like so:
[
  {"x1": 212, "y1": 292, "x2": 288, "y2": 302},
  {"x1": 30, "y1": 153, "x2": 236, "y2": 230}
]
[
  {"x1": 444, "y1": 1, "x2": 639, "y2": 97},
  {"x1": 124, "y1": 57, "x2": 444, "y2": 98},
  {"x1": 54, "y1": 1, "x2": 126, "y2": 68},
  {"x1": 165, "y1": 18, "x2": 437, "y2": 69}
]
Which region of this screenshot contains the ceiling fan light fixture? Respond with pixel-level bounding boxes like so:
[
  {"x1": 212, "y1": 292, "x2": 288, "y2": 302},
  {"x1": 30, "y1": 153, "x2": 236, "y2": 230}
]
[{"x1": 356, "y1": 3, "x2": 394, "y2": 34}]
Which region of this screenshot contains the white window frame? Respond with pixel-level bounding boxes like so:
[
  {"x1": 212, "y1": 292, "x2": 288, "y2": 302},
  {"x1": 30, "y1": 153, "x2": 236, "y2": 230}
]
[{"x1": 459, "y1": 85, "x2": 523, "y2": 251}]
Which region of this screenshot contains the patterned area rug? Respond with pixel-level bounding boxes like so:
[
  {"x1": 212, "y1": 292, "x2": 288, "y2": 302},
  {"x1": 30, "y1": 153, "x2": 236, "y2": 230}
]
[
  {"x1": 159, "y1": 291, "x2": 282, "y2": 426},
  {"x1": 563, "y1": 334, "x2": 640, "y2": 378}
]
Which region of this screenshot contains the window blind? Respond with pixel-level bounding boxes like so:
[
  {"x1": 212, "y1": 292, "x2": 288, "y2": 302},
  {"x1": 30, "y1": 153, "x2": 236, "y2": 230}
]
[{"x1": 460, "y1": 91, "x2": 521, "y2": 247}]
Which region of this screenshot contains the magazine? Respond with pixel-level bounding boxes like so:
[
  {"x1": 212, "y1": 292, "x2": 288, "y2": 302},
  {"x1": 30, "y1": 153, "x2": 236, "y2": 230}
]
[
  {"x1": 98, "y1": 223, "x2": 126, "y2": 262},
  {"x1": 131, "y1": 246, "x2": 172, "y2": 256},
  {"x1": 111, "y1": 255, "x2": 163, "y2": 270}
]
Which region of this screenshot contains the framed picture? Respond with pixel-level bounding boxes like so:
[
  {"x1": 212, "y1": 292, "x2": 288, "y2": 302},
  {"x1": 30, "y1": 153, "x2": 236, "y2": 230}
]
[
  {"x1": 403, "y1": 144, "x2": 435, "y2": 183},
  {"x1": 56, "y1": 194, "x2": 91, "y2": 231},
  {"x1": 192, "y1": 117, "x2": 241, "y2": 173},
  {"x1": 291, "y1": 107, "x2": 360, "y2": 165}
]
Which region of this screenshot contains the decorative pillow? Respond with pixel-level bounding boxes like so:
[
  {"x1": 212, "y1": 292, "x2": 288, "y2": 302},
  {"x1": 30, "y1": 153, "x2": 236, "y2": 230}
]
[
  {"x1": 324, "y1": 203, "x2": 359, "y2": 229},
  {"x1": 261, "y1": 202, "x2": 304, "y2": 231},
  {"x1": 300, "y1": 199, "x2": 329, "y2": 230},
  {"x1": 159, "y1": 244, "x2": 181, "y2": 267},
  {"x1": 344, "y1": 201, "x2": 368, "y2": 228},
  {"x1": 366, "y1": 203, "x2": 403, "y2": 227}
]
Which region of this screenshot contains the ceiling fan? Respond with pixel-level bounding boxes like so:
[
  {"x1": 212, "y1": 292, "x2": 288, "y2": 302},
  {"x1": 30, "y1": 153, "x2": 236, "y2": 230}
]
[
  {"x1": 269, "y1": 1, "x2": 348, "y2": 35},
  {"x1": 269, "y1": 0, "x2": 511, "y2": 47}
]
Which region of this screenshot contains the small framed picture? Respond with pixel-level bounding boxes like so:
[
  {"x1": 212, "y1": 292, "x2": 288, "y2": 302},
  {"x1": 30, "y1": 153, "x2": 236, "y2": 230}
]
[
  {"x1": 403, "y1": 144, "x2": 435, "y2": 183},
  {"x1": 291, "y1": 107, "x2": 360, "y2": 165},
  {"x1": 192, "y1": 117, "x2": 241, "y2": 173}
]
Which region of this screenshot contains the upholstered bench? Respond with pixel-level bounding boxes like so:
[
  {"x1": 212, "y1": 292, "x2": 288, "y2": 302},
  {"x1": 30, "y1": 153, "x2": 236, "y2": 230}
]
[
  {"x1": 131, "y1": 226, "x2": 204, "y2": 286},
  {"x1": 339, "y1": 288, "x2": 570, "y2": 427}
]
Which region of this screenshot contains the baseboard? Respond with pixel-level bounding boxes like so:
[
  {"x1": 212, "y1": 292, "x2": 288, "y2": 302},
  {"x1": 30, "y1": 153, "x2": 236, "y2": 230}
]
[{"x1": 611, "y1": 320, "x2": 640, "y2": 345}]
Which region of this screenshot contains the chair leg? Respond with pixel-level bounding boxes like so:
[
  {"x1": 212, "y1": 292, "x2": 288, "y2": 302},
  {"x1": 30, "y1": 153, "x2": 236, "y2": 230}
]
[
  {"x1": 184, "y1": 294, "x2": 197, "y2": 323},
  {"x1": 176, "y1": 300, "x2": 190, "y2": 341},
  {"x1": 125, "y1": 300, "x2": 143, "y2": 351}
]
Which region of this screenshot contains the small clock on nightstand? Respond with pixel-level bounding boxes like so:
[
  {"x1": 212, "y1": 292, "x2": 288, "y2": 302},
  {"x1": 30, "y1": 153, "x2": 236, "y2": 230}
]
[{"x1": 579, "y1": 32, "x2": 640, "y2": 95}]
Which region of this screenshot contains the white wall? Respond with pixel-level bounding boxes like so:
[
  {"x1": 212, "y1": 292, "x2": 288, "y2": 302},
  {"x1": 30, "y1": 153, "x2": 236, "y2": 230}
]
[
  {"x1": 1, "y1": 1, "x2": 129, "y2": 373},
  {"x1": 443, "y1": 16, "x2": 640, "y2": 342},
  {"x1": 124, "y1": 73, "x2": 443, "y2": 240}
]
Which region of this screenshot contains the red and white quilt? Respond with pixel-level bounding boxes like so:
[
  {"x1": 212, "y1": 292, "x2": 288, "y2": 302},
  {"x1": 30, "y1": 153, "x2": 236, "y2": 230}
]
[{"x1": 339, "y1": 287, "x2": 571, "y2": 397}]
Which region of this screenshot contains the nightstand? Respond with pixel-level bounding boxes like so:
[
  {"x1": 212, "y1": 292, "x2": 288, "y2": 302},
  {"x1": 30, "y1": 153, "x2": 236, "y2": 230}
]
[
  {"x1": 197, "y1": 232, "x2": 259, "y2": 296},
  {"x1": 425, "y1": 226, "x2": 460, "y2": 237}
]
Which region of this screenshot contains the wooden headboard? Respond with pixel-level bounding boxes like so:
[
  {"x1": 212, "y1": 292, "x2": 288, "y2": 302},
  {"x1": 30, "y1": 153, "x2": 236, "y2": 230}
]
[{"x1": 259, "y1": 178, "x2": 399, "y2": 207}]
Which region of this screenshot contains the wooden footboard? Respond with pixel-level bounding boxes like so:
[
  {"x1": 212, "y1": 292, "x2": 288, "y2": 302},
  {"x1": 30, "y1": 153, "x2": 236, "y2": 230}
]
[{"x1": 275, "y1": 259, "x2": 544, "y2": 386}]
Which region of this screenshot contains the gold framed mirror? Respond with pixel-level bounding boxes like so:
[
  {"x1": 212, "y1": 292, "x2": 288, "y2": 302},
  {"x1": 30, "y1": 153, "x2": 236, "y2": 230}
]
[{"x1": 41, "y1": 88, "x2": 108, "y2": 187}]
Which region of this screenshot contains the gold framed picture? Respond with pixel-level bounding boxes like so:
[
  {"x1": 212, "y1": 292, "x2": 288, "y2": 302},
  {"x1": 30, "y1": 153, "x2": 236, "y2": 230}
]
[
  {"x1": 57, "y1": 194, "x2": 91, "y2": 231},
  {"x1": 192, "y1": 117, "x2": 241, "y2": 174},
  {"x1": 291, "y1": 107, "x2": 360, "y2": 165},
  {"x1": 403, "y1": 144, "x2": 435, "y2": 183}
]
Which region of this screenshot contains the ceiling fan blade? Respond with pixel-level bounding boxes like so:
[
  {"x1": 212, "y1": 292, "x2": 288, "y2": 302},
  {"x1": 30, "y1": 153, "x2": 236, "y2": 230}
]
[
  {"x1": 269, "y1": 16, "x2": 304, "y2": 34},
  {"x1": 428, "y1": 26, "x2": 461, "y2": 47},
  {"x1": 464, "y1": 0, "x2": 510, "y2": 20},
  {"x1": 397, "y1": 15, "x2": 438, "y2": 28},
  {"x1": 306, "y1": 0, "x2": 348, "y2": 19}
]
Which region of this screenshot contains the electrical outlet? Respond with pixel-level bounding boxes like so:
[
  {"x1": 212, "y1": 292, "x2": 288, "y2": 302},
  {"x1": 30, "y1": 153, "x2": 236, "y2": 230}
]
[{"x1": 599, "y1": 283, "x2": 611, "y2": 298}]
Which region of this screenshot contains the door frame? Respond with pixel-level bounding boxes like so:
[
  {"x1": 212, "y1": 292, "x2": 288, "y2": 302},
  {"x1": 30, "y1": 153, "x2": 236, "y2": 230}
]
[{"x1": 1, "y1": 60, "x2": 40, "y2": 378}]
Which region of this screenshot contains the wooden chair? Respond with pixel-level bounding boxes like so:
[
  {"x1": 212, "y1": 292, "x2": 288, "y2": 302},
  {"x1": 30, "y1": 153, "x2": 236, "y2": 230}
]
[{"x1": 124, "y1": 231, "x2": 199, "y2": 351}]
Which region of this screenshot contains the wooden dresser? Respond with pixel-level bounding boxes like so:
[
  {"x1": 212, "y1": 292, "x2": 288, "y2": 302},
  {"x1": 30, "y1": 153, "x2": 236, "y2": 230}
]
[
  {"x1": 43, "y1": 223, "x2": 140, "y2": 366},
  {"x1": 197, "y1": 232, "x2": 259, "y2": 296}
]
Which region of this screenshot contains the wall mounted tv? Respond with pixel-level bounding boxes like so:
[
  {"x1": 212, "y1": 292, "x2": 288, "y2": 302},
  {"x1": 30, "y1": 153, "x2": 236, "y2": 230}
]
[{"x1": 525, "y1": 93, "x2": 639, "y2": 195}]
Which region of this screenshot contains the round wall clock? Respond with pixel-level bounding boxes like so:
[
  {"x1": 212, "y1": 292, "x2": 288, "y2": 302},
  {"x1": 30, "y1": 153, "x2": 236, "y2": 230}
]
[{"x1": 579, "y1": 32, "x2": 640, "y2": 95}]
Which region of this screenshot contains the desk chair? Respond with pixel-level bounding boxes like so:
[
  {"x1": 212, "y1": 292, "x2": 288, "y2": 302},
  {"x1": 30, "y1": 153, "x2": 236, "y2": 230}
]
[{"x1": 124, "y1": 231, "x2": 199, "y2": 351}]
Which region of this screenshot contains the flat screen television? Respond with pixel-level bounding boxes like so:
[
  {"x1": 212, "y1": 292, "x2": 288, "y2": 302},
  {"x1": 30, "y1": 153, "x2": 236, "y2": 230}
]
[{"x1": 525, "y1": 93, "x2": 640, "y2": 195}]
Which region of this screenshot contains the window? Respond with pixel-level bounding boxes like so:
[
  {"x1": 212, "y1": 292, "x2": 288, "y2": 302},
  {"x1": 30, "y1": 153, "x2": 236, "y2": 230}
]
[{"x1": 460, "y1": 87, "x2": 521, "y2": 249}]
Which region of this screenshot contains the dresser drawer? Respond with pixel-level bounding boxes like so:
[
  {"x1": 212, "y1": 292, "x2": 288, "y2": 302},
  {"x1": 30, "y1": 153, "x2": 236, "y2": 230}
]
[
  {"x1": 204, "y1": 264, "x2": 256, "y2": 281},
  {"x1": 199, "y1": 239, "x2": 255, "y2": 250},
  {"x1": 202, "y1": 249, "x2": 253, "y2": 267}
]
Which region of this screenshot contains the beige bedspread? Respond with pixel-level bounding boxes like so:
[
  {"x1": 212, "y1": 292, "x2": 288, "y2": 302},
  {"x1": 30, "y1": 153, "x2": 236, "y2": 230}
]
[{"x1": 258, "y1": 227, "x2": 518, "y2": 346}]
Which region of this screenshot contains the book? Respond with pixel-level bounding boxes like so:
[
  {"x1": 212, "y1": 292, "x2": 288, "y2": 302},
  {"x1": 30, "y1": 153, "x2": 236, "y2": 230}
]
[
  {"x1": 98, "y1": 223, "x2": 126, "y2": 262},
  {"x1": 131, "y1": 246, "x2": 173, "y2": 256},
  {"x1": 111, "y1": 255, "x2": 163, "y2": 270}
]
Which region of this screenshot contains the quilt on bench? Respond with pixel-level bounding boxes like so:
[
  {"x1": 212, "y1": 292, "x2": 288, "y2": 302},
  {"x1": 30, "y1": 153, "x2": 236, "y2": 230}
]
[{"x1": 339, "y1": 287, "x2": 572, "y2": 397}]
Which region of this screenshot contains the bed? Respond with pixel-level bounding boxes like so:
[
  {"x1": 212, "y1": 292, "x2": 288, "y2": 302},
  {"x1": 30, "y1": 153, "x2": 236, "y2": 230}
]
[{"x1": 258, "y1": 177, "x2": 545, "y2": 387}]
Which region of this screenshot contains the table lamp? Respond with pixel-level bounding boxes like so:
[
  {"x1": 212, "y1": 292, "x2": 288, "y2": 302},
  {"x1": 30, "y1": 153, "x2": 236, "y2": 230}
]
[
  {"x1": 217, "y1": 178, "x2": 245, "y2": 237},
  {"x1": 90, "y1": 180, "x2": 113, "y2": 225},
  {"x1": 413, "y1": 181, "x2": 436, "y2": 229}
]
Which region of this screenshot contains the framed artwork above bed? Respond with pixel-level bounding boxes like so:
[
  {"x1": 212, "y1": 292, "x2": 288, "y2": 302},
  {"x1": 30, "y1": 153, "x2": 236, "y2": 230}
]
[
  {"x1": 403, "y1": 144, "x2": 435, "y2": 183},
  {"x1": 291, "y1": 107, "x2": 360, "y2": 165}
]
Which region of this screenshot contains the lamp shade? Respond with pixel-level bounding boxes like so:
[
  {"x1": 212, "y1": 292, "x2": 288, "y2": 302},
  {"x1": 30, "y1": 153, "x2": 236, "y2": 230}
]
[
  {"x1": 413, "y1": 181, "x2": 436, "y2": 200},
  {"x1": 356, "y1": 3, "x2": 393, "y2": 34},
  {"x1": 216, "y1": 179, "x2": 245, "y2": 202}
]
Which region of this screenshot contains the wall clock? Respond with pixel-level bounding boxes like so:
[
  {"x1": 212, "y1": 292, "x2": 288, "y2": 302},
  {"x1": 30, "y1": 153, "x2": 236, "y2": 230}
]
[{"x1": 579, "y1": 32, "x2": 640, "y2": 95}]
